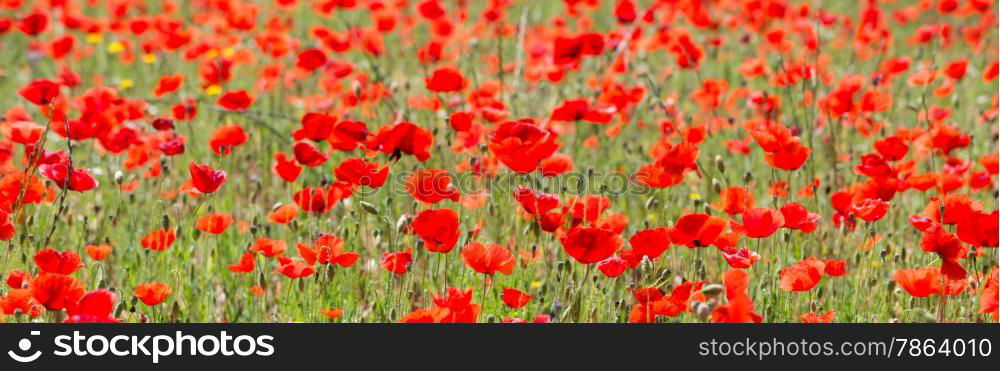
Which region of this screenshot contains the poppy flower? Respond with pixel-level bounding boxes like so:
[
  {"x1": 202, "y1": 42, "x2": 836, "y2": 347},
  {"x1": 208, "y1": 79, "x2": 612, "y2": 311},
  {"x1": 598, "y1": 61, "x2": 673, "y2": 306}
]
[
  {"x1": 624, "y1": 228, "x2": 671, "y2": 265},
  {"x1": 268, "y1": 204, "x2": 298, "y2": 224},
  {"x1": 513, "y1": 186, "x2": 560, "y2": 215},
  {"x1": 209, "y1": 124, "x2": 248, "y2": 155},
  {"x1": 368, "y1": 122, "x2": 433, "y2": 162},
  {"x1": 779, "y1": 259, "x2": 825, "y2": 292},
  {"x1": 334, "y1": 158, "x2": 389, "y2": 188},
  {"x1": 293, "y1": 185, "x2": 349, "y2": 214},
  {"x1": 19, "y1": 80, "x2": 60, "y2": 105},
  {"x1": 228, "y1": 252, "x2": 256, "y2": 274},
  {"x1": 38, "y1": 163, "x2": 99, "y2": 192},
  {"x1": 449, "y1": 111, "x2": 473, "y2": 132},
  {"x1": 851, "y1": 198, "x2": 889, "y2": 223},
  {"x1": 196, "y1": 213, "x2": 233, "y2": 235},
  {"x1": 669, "y1": 213, "x2": 728, "y2": 248},
  {"x1": 189, "y1": 162, "x2": 227, "y2": 194},
  {"x1": 135, "y1": 283, "x2": 171, "y2": 306},
  {"x1": 956, "y1": 211, "x2": 998, "y2": 248},
  {"x1": 33, "y1": 248, "x2": 83, "y2": 275},
  {"x1": 922, "y1": 194, "x2": 982, "y2": 225},
  {"x1": 981, "y1": 270, "x2": 998, "y2": 320},
  {"x1": 381, "y1": 248, "x2": 413, "y2": 275},
  {"x1": 919, "y1": 224, "x2": 968, "y2": 280},
  {"x1": 31, "y1": 273, "x2": 85, "y2": 311},
  {"x1": 824, "y1": 260, "x2": 847, "y2": 277},
  {"x1": 425, "y1": 67, "x2": 466, "y2": 92},
  {"x1": 405, "y1": 169, "x2": 461, "y2": 204},
  {"x1": 251, "y1": 237, "x2": 288, "y2": 257},
  {"x1": 273, "y1": 152, "x2": 302, "y2": 183},
  {"x1": 64, "y1": 290, "x2": 119, "y2": 323},
  {"x1": 293, "y1": 141, "x2": 328, "y2": 167},
  {"x1": 893, "y1": 268, "x2": 965, "y2": 298},
  {"x1": 550, "y1": 99, "x2": 613, "y2": 124},
  {"x1": 411, "y1": 208, "x2": 461, "y2": 253},
  {"x1": 488, "y1": 120, "x2": 559, "y2": 174},
  {"x1": 560, "y1": 226, "x2": 623, "y2": 264},
  {"x1": 141, "y1": 228, "x2": 176, "y2": 252},
  {"x1": 461, "y1": 243, "x2": 516, "y2": 276},
  {"x1": 501, "y1": 288, "x2": 532, "y2": 309},
  {"x1": 297, "y1": 235, "x2": 359, "y2": 267},
  {"x1": 84, "y1": 245, "x2": 112, "y2": 261},
  {"x1": 274, "y1": 260, "x2": 316, "y2": 279},
  {"x1": 721, "y1": 248, "x2": 760, "y2": 269},
  {"x1": 297, "y1": 49, "x2": 328, "y2": 70},
  {"x1": 217, "y1": 90, "x2": 253, "y2": 111},
  {"x1": 712, "y1": 187, "x2": 755, "y2": 215},
  {"x1": 320, "y1": 309, "x2": 344, "y2": 320},
  {"x1": 874, "y1": 136, "x2": 909, "y2": 161},
  {"x1": 553, "y1": 33, "x2": 604, "y2": 66},
  {"x1": 711, "y1": 270, "x2": 763, "y2": 323},
  {"x1": 801, "y1": 310, "x2": 836, "y2": 323},
  {"x1": 780, "y1": 203, "x2": 820, "y2": 233},
  {"x1": 329, "y1": 120, "x2": 369, "y2": 151},
  {"x1": 153, "y1": 75, "x2": 183, "y2": 97},
  {"x1": 597, "y1": 256, "x2": 627, "y2": 277},
  {"x1": 294, "y1": 113, "x2": 335, "y2": 142}
]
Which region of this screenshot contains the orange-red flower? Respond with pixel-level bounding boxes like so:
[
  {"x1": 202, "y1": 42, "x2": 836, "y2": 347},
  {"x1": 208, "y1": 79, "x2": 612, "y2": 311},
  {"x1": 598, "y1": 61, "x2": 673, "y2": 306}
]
[
  {"x1": 135, "y1": 283, "x2": 171, "y2": 306},
  {"x1": 411, "y1": 208, "x2": 461, "y2": 253},
  {"x1": 33, "y1": 248, "x2": 83, "y2": 275},
  {"x1": 141, "y1": 228, "x2": 176, "y2": 252},
  {"x1": 461, "y1": 243, "x2": 516, "y2": 275},
  {"x1": 196, "y1": 213, "x2": 233, "y2": 235},
  {"x1": 560, "y1": 226, "x2": 623, "y2": 264}
]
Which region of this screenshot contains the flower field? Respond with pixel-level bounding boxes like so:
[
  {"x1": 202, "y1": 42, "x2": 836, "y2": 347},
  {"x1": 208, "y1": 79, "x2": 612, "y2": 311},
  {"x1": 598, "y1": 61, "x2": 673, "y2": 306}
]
[{"x1": 0, "y1": 0, "x2": 997, "y2": 324}]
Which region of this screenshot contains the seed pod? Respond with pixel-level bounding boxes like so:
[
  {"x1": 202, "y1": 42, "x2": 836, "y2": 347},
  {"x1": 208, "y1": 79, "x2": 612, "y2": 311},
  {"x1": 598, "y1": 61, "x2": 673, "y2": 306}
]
[
  {"x1": 701, "y1": 284, "x2": 724, "y2": 297},
  {"x1": 359, "y1": 201, "x2": 379, "y2": 215}
]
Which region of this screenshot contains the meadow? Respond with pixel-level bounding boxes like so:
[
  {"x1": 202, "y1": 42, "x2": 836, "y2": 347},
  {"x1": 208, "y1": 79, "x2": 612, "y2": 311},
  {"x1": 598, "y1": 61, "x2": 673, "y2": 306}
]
[{"x1": 0, "y1": 0, "x2": 997, "y2": 323}]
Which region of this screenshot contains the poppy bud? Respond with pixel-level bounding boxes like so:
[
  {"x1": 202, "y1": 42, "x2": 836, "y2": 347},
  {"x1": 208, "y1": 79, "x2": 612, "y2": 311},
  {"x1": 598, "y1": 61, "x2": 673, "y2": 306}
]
[
  {"x1": 359, "y1": 201, "x2": 379, "y2": 215},
  {"x1": 644, "y1": 196, "x2": 658, "y2": 210},
  {"x1": 701, "y1": 284, "x2": 724, "y2": 297},
  {"x1": 114, "y1": 170, "x2": 124, "y2": 185},
  {"x1": 695, "y1": 302, "x2": 711, "y2": 321},
  {"x1": 162, "y1": 215, "x2": 170, "y2": 229},
  {"x1": 714, "y1": 155, "x2": 725, "y2": 173},
  {"x1": 743, "y1": 171, "x2": 752, "y2": 183},
  {"x1": 711, "y1": 178, "x2": 721, "y2": 194}
]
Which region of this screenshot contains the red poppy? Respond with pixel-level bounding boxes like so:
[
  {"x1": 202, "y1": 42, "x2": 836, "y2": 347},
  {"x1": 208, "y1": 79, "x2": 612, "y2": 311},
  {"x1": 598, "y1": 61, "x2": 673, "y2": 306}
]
[
  {"x1": 19, "y1": 80, "x2": 60, "y2": 105},
  {"x1": 293, "y1": 141, "x2": 328, "y2": 167},
  {"x1": 425, "y1": 67, "x2": 466, "y2": 92},
  {"x1": 623, "y1": 228, "x2": 671, "y2": 266},
  {"x1": 919, "y1": 224, "x2": 968, "y2": 280},
  {"x1": 134, "y1": 283, "x2": 172, "y2": 306},
  {"x1": 209, "y1": 124, "x2": 248, "y2": 155},
  {"x1": 38, "y1": 163, "x2": 99, "y2": 192},
  {"x1": 294, "y1": 112, "x2": 335, "y2": 142},
  {"x1": 274, "y1": 260, "x2": 317, "y2": 279},
  {"x1": 405, "y1": 169, "x2": 460, "y2": 204},
  {"x1": 597, "y1": 256, "x2": 627, "y2": 277},
  {"x1": 801, "y1": 310, "x2": 836, "y2": 323},
  {"x1": 228, "y1": 252, "x2": 256, "y2": 274},
  {"x1": 31, "y1": 273, "x2": 85, "y2": 311},
  {"x1": 874, "y1": 136, "x2": 909, "y2": 161},
  {"x1": 780, "y1": 203, "x2": 820, "y2": 233},
  {"x1": 251, "y1": 237, "x2": 288, "y2": 257},
  {"x1": 669, "y1": 213, "x2": 728, "y2": 248},
  {"x1": 553, "y1": 33, "x2": 604, "y2": 66},
  {"x1": 381, "y1": 248, "x2": 413, "y2": 275},
  {"x1": 513, "y1": 186, "x2": 560, "y2": 215},
  {"x1": 824, "y1": 260, "x2": 847, "y2": 277},
  {"x1": 189, "y1": 162, "x2": 227, "y2": 194},
  {"x1": 33, "y1": 248, "x2": 83, "y2": 275},
  {"x1": 722, "y1": 248, "x2": 760, "y2": 269},
  {"x1": 368, "y1": 122, "x2": 433, "y2": 162},
  {"x1": 893, "y1": 268, "x2": 965, "y2": 298},
  {"x1": 560, "y1": 226, "x2": 623, "y2": 264},
  {"x1": 779, "y1": 259, "x2": 825, "y2": 292},
  {"x1": 273, "y1": 152, "x2": 302, "y2": 183},
  {"x1": 501, "y1": 288, "x2": 532, "y2": 309},
  {"x1": 141, "y1": 228, "x2": 176, "y2": 252},
  {"x1": 334, "y1": 158, "x2": 389, "y2": 188},
  {"x1": 851, "y1": 198, "x2": 889, "y2": 223},
  {"x1": 461, "y1": 243, "x2": 516, "y2": 275},
  {"x1": 430, "y1": 288, "x2": 480, "y2": 323},
  {"x1": 329, "y1": 120, "x2": 369, "y2": 151},
  {"x1": 957, "y1": 211, "x2": 998, "y2": 248},
  {"x1": 550, "y1": 99, "x2": 613, "y2": 124},
  {"x1": 268, "y1": 204, "x2": 298, "y2": 224},
  {"x1": 293, "y1": 185, "x2": 350, "y2": 214},
  {"x1": 488, "y1": 120, "x2": 559, "y2": 174},
  {"x1": 320, "y1": 309, "x2": 344, "y2": 320},
  {"x1": 711, "y1": 270, "x2": 763, "y2": 323},
  {"x1": 153, "y1": 75, "x2": 183, "y2": 97},
  {"x1": 196, "y1": 213, "x2": 233, "y2": 235},
  {"x1": 411, "y1": 208, "x2": 461, "y2": 253},
  {"x1": 449, "y1": 111, "x2": 473, "y2": 132},
  {"x1": 712, "y1": 187, "x2": 755, "y2": 215},
  {"x1": 297, "y1": 235, "x2": 359, "y2": 267},
  {"x1": 217, "y1": 90, "x2": 253, "y2": 111},
  {"x1": 297, "y1": 48, "x2": 328, "y2": 70},
  {"x1": 65, "y1": 290, "x2": 119, "y2": 323},
  {"x1": 84, "y1": 245, "x2": 112, "y2": 261}
]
